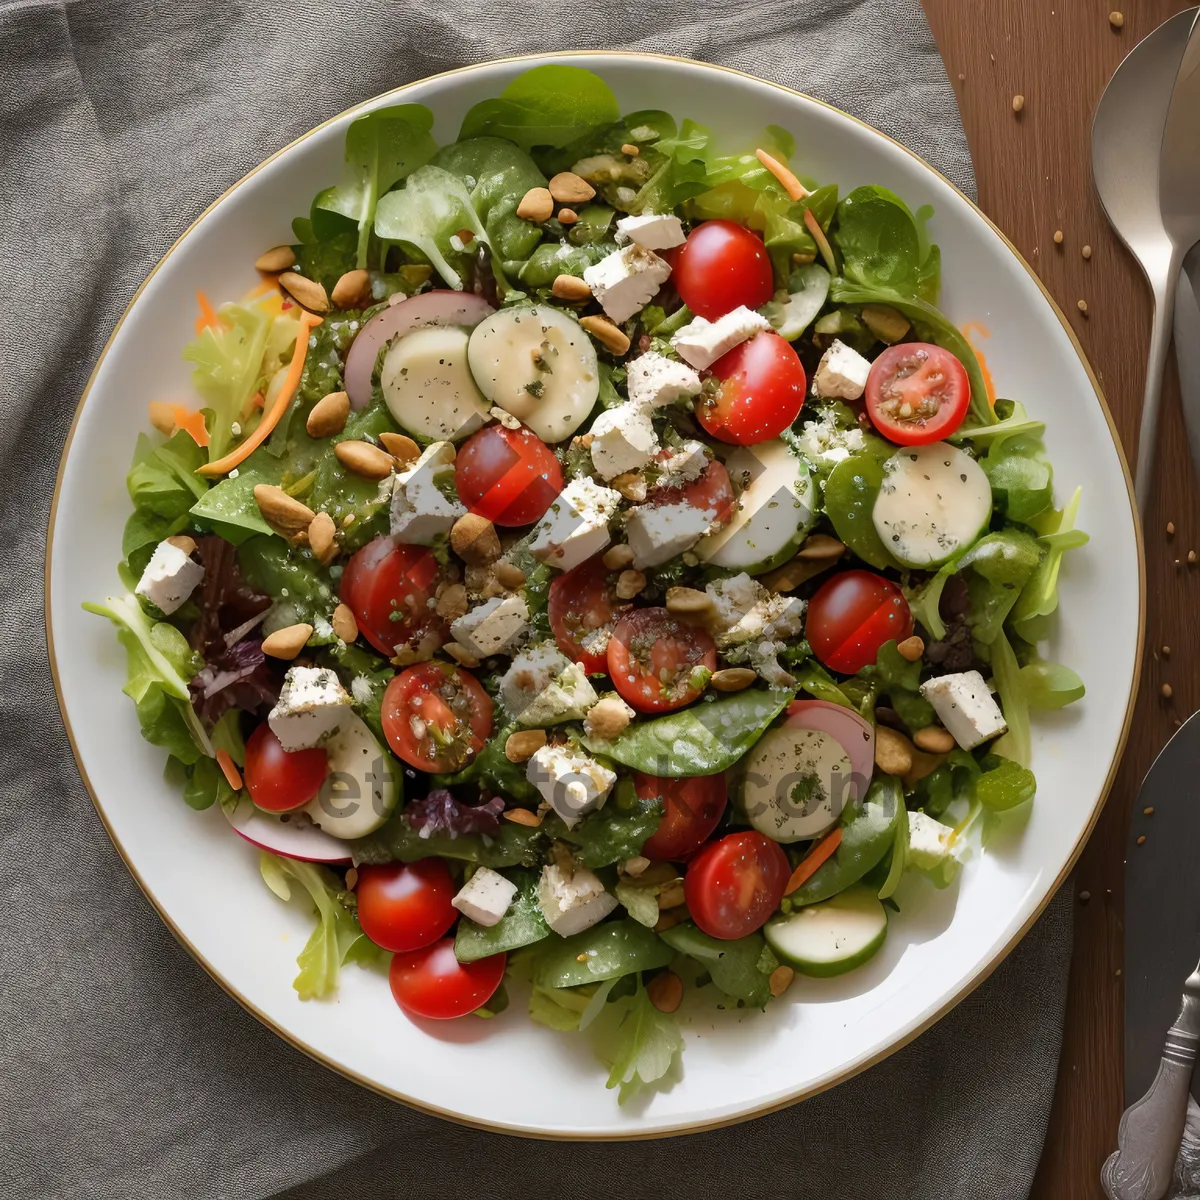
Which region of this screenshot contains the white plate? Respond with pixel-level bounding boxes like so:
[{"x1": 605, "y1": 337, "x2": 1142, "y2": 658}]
[{"x1": 47, "y1": 52, "x2": 1143, "y2": 1137}]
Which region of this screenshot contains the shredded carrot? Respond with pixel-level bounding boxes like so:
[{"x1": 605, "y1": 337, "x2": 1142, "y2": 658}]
[
  {"x1": 756, "y1": 148, "x2": 808, "y2": 201},
  {"x1": 216, "y1": 749, "x2": 243, "y2": 791},
  {"x1": 962, "y1": 321, "x2": 997, "y2": 409},
  {"x1": 247, "y1": 279, "x2": 278, "y2": 300},
  {"x1": 784, "y1": 827, "x2": 843, "y2": 895},
  {"x1": 804, "y1": 208, "x2": 837, "y2": 273},
  {"x1": 171, "y1": 405, "x2": 210, "y2": 447},
  {"x1": 239, "y1": 390, "x2": 264, "y2": 421},
  {"x1": 197, "y1": 311, "x2": 323, "y2": 476},
  {"x1": 194, "y1": 290, "x2": 223, "y2": 335}
]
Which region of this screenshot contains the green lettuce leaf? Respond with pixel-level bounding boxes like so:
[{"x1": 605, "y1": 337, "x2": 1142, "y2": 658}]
[
  {"x1": 659, "y1": 924, "x2": 775, "y2": 1007},
  {"x1": 989, "y1": 630, "x2": 1030, "y2": 767},
  {"x1": 975, "y1": 754, "x2": 1037, "y2": 811},
  {"x1": 1010, "y1": 486, "x2": 1088, "y2": 638},
  {"x1": 594, "y1": 983, "x2": 684, "y2": 1105},
  {"x1": 122, "y1": 430, "x2": 208, "y2": 569}
]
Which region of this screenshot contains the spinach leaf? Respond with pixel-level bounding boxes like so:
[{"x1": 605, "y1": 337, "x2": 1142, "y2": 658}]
[
  {"x1": 983, "y1": 434, "x2": 1053, "y2": 523},
  {"x1": 188, "y1": 463, "x2": 279, "y2": 545},
  {"x1": 856, "y1": 640, "x2": 934, "y2": 729},
  {"x1": 351, "y1": 806, "x2": 544, "y2": 868},
  {"x1": 792, "y1": 661, "x2": 851, "y2": 707},
  {"x1": 170, "y1": 710, "x2": 245, "y2": 810},
  {"x1": 434, "y1": 725, "x2": 540, "y2": 805},
  {"x1": 455, "y1": 869, "x2": 549, "y2": 963},
  {"x1": 955, "y1": 398, "x2": 1045, "y2": 447},
  {"x1": 533, "y1": 918, "x2": 672, "y2": 988},
  {"x1": 582, "y1": 689, "x2": 793, "y2": 776},
  {"x1": 292, "y1": 221, "x2": 358, "y2": 293},
  {"x1": 823, "y1": 453, "x2": 901, "y2": 570},
  {"x1": 516, "y1": 240, "x2": 614, "y2": 288},
  {"x1": 659, "y1": 924, "x2": 775, "y2": 1006},
  {"x1": 237, "y1": 537, "x2": 338, "y2": 630},
  {"x1": 542, "y1": 779, "x2": 662, "y2": 867},
  {"x1": 833, "y1": 185, "x2": 940, "y2": 304}
]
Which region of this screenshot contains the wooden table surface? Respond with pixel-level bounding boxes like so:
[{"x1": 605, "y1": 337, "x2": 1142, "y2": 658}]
[{"x1": 918, "y1": 1, "x2": 1196, "y2": 1195}]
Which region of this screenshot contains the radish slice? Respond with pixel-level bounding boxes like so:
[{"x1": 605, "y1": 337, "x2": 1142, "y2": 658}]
[
  {"x1": 223, "y1": 794, "x2": 353, "y2": 864},
  {"x1": 344, "y1": 291, "x2": 494, "y2": 410},
  {"x1": 786, "y1": 699, "x2": 875, "y2": 789}
]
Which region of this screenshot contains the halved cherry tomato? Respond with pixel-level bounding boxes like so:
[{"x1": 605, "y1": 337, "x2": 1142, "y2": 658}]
[
  {"x1": 356, "y1": 860, "x2": 457, "y2": 953},
  {"x1": 243, "y1": 723, "x2": 328, "y2": 813},
  {"x1": 636, "y1": 772, "x2": 728, "y2": 860},
  {"x1": 639, "y1": 458, "x2": 735, "y2": 529},
  {"x1": 684, "y1": 831, "x2": 790, "y2": 940},
  {"x1": 382, "y1": 661, "x2": 494, "y2": 773},
  {"x1": 607, "y1": 608, "x2": 717, "y2": 713},
  {"x1": 697, "y1": 332, "x2": 807, "y2": 445},
  {"x1": 340, "y1": 537, "x2": 447, "y2": 657},
  {"x1": 673, "y1": 220, "x2": 775, "y2": 320},
  {"x1": 548, "y1": 556, "x2": 632, "y2": 673},
  {"x1": 865, "y1": 342, "x2": 970, "y2": 445},
  {"x1": 454, "y1": 421, "x2": 563, "y2": 526},
  {"x1": 389, "y1": 937, "x2": 506, "y2": 1020},
  {"x1": 806, "y1": 570, "x2": 914, "y2": 675}
]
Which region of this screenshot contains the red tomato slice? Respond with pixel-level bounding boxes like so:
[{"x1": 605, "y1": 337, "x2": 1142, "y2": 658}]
[
  {"x1": 243, "y1": 723, "x2": 328, "y2": 813},
  {"x1": 340, "y1": 537, "x2": 447, "y2": 657},
  {"x1": 607, "y1": 608, "x2": 717, "y2": 713},
  {"x1": 382, "y1": 661, "x2": 494, "y2": 773},
  {"x1": 865, "y1": 343, "x2": 970, "y2": 445},
  {"x1": 356, "y1": 860, "x2": 457, "y2": 953},
  {"x1": 455, "y1": 421, "x2": 563, "y2": 526},
  {"x1": 547, "y1": 556, "x2": 632, "y2": 673},
  {"x1": 389, "y1": 937, "x2": 506, "y2": 1020},
  {"x1": 673, "y1": 220, "x2": 775, "y2": 320},
  {"x1": 684, "y1": 831, "x2": 790, "y2": 940},
  {"x1": 806, "y1": 570, "x2": 914, "y2": 675},
  {"x1": 697, "y1": 332, "x2": 807, "y2": 445},
  {"x1": 636, "y1": 772, "x2": 728, "y2": 860}
]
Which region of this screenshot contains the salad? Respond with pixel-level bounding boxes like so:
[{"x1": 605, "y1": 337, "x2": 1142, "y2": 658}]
[{"x1": 86, "y1": 65, "x2": 1088, "y2": 1102}]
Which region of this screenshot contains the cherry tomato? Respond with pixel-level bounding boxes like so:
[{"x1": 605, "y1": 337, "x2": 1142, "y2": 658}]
[
  {"x1": 547, "y1": 556, "x2": 632, "y2": 673},
  {"x1": 673, "y1": 220, "x2": 775, "y2": 320},
  {"x1": 806, "y1": 570, "x2": 914, "y2": 675},
  {"x1": 389, "y1": 937, "x2": 506, "y2": 1020},
  {"x1": 865, "y1": 343, "x2": 970, "y2": 445},
  {"x1": 382, "y1": 661, "x2": 494, "y2": 773},
  {"x1": 636, "y1": 772, "x2": 728, "y2": 861},
  {"x1": 640, "y1": 459, "x2": 735, "y2": 532},
  {"x1": 607, "y1": 608, "x2": 717, "y2": 714},
  {"x1": 455, "y1": 421, "x2": 563, "y2": 526},
  {"x1": 340, "y1": 537, "x2": 447, "y2": 657},
  {"x1": 684, "y1": 831, "x2": 790, "y2": 940},
  {"x1": 356, "y1": 860, "x2": 457, "y2": 953},
  {"x1": 697, "y1": 332, "x2": 807, "y2": 445},
  {"x1": 242, "y1": 723, "x2": 329, "y2": 813}
]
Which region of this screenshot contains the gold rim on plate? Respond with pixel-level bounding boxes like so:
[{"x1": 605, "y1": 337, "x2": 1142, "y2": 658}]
[{"x1": 44, "y1": 49, "x2": 1145, "y2": 1139}]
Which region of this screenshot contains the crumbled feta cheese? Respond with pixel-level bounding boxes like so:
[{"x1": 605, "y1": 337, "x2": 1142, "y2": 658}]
[
  {"x1": 907, "y1": 811, "x2": 957, "y2": 871},
  {"x1": 919, "y1": 671, "x2": 1008, "y2": 750},
  {"x1": 614, "y1": 212, "x2": 686, "y2": 251},
  {"x1": 527, "y1": 744, "x2": 617, "y2": 830},
  {"x1": 268, "y1": 666, "x2": 351, "y2": 751},
  {"x1": 536, "y1": 860, "x2": 619, "y2": 936},
  {"x1": 706, "y1": 573, "x2": 806, "y2": 646},
  {"x1": 452, "y1": 867, "x2": 518, "y2": 928},
  {"x1": 390, "y1": 440, "x2": 465, "y2": 545},
  {"x1": 499, "y1": 642, "x2": 599, "y2": 727},
  {"x1": 589, "y1": 401, "x2": 658, "y2": 480},
  {"x1": 625, "y1": 500, "x2": 714, "y2": 568},
  {"x1": 583, "y1": 244, "x2": 672, "y2": 324},
  {"x1": 451, "y1": 595, "x2": 529, "y2": 658},
  {"x1": 134, "y1": 540, "x2": 204, "y2": 616},
  {"x1": 350, "y1": 676, "x2": 374, "y2": 706},
  {"x1": 654, "y1": 439, "x2": 709, "y2": 487},
  {"x1": 813, "y1": 339, "x2": 872, "y2": 401},
  {"x1": 529, "y1": 477, "x2": 621, "y2": 572},
  {"x1": 671, "y1": 305, "x2": 770, "y2": 370},
  {"x1": 625, "y1": 352, "x2": 702, "y2": 409},
  {"x1": 793, "y1": 407, "x2": 867, "y2": 469}
]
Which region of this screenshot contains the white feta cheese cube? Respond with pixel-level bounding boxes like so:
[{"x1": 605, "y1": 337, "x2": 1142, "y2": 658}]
[
  {"x1": 583, "y1": 244, "x2": 672, "y2": 324},
  {"x1": 705, "y1": 573, "x2": 805, "y2": 646},
  {"x1": 268, "y1": 666, "x2": 351, "y2": 751},
  {"x1": 452, "y1": 867, "x2": 518, "y2": 927},
  {"x1": 135, "y1": 540, "x2": 204, "y2": 616},
  {"x1": 529, "y1": 477, "x2": 621, "y2": 572},
  {"x1": 451, "y1": 595, "x2": 529, "y2": 658},
  {"x1": 625, "y1": 352, "x2": 702, "y2": 409},
  {"x1": 589, "y1": 401, "x2": 658, "y2": 480},
  {"x1": 813, "y1": 339, "x2": 872, "y2": 401},
  {"x1": 499, "y1": 642, "x2": 599, "y2": 726},
  {"x1": 655, "y1": 440, "x2": 710, "y2": 487},
  {"x1": 906, "y1": 811, "x2": 957, "y2": 871},
  {"x1": 625, "y1": 500, "x2": 714, "y2": 568},
  {"x1": 615, "y1": 213, "x2": 686, "y2": 251},
  {"x1": 919, "y1": 670, "x2": 1008, "y2": 750},
  {"x1": 537, "y1": 861, "x2": 619, "y2": 936},
  {"x1": 527, "y1": 744, "x2": 617, "y2": 829},
  {"x1": 671, "y1": 305, "x2": 770, "y2": 370},
  {"x1": 390, "y1": 440, "x2": 465, "y2": 545}
]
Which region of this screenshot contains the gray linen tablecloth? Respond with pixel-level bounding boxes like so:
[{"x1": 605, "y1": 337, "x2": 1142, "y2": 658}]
[{"x1": 0, "y1": 2, "x2": 1073, "y2": 1197}]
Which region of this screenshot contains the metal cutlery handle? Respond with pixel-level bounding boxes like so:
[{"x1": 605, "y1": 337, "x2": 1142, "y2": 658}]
[
  {"x1": 1175, "y1": 248, "x2": 1200, "y2": 482},
  {"x1": 1135, "y1": 264, "x2": 1181, "y2": 513},
  {"x1": 1102, "y1": 989, "x2": 1200, "y2": 1200}
]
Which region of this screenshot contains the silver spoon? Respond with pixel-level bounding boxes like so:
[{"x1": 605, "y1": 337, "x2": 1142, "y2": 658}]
[{"x1": 1092, "y1": 7, "x2": 1198, "y2": 513}]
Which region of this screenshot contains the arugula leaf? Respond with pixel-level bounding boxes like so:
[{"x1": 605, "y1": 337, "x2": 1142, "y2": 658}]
[
  {"x1": 455, "y1": 869, "x2": 549, "y2": 963},
  {"x1": 312, "y1": 105, "x2": 437, "y2": 269},
  {"x1": 583, "y1": 689, "x2": 792, "y2": 776},
  {"x1": 182, "y1": 301, "x2": 271, "y2": 463},
  {"x1": 122, "y1": 430, "x2": 208, "y2": 566},
  {"x1": 533, "y1": 918, "x2": 672, "y2": 989},
  {"x1": 659, "y1": 924, "x2": 774, "y2": 1007},
  {"x1": 594, "y1": 983, "x2": 684, "y2": 1105}
]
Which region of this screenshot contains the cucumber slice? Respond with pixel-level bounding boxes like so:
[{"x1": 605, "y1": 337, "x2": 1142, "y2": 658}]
[
  {"x1": 741, "y1": 724, "x2": 851, "y2": 843},
  {"x1": 301, "y1": 713, "x2": 400, "y2": 839},
  {"x1": 380, "y1": 325, "x2": 491, "y2": 443},
  {"x1": 765, "y1": 884, "x2": 888, "y2": 976},
  {"x1": 696, "y1": 439, "x2": 814, "y2": 573},
  {"x1": 872, "y1": 441, "x2": 991, "y2": 568},
  {"x1": 761, "y1": 264, "x2": 830, "y2": 341},
  {"x1": 468, "y1": 304, "x2": 599, "y2": 443}
]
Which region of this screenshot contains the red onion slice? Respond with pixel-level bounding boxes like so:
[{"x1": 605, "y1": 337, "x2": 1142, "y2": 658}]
[
  {"x1": 785, "y1": 698, "x2": 876, "y2": 793},
  {"x1": 224, "y1": 794, "x2": 353, "y2": 864}
]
